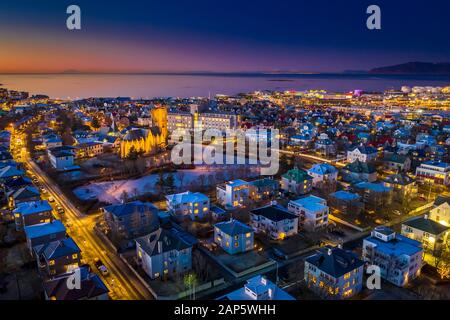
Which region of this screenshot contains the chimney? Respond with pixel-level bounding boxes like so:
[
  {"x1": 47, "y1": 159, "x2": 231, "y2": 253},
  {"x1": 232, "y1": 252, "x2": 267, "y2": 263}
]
[
  {"x1": 327, "y1": 248, "x2": 332, "y2": 256},
  {"x1": 424, "y1": 214, "x2": 428, "y2": 220}
]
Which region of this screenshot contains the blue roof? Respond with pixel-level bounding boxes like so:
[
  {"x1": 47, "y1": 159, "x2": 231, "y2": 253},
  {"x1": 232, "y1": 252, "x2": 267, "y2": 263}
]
[
  {"x1": 355, "y1": 182, "x2": 392, "y2": 193},
  {"x1": 215, "y1": 219, "x2": 252, "y2": 235},
  {"x1": 330, "y1": 190, "x2": 361, "y2": 201},
  {"x1": 222, "y1": 275, "x2": 295, "y2": 300},
  {"x1": 24, "y1": 220, "x2": 66, "y2": 239},
  {"x1": 306, "y1": 246, "x2": 364, "y2": 278},
  {"x1": 365, "y1": 234, "x2": 422, "y2": 257}
]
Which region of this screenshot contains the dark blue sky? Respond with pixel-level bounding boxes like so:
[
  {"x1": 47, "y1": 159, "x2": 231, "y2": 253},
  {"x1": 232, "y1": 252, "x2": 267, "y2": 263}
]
[{"x1": 0, "y1": 0, "x2": 449, "y2": 72}]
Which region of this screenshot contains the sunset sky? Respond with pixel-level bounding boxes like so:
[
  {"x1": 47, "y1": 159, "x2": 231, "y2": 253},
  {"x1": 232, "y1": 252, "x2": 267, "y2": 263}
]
[{"x1": 0, "y1": 0, "x2": 449, "y2": 73}]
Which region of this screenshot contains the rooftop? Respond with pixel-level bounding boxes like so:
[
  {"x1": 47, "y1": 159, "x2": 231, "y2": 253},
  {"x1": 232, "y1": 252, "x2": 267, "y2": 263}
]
[
  {"x1": 251, "y1": 204, "x2": 297, "y2": 222},
  {"x1": 305, "y1": 246, "x2": 364, "y2": 279},
  {"x1": 215, "y1": 219, "x2": 253, "y2": 236},
  {"x1": 24, "y1": 220, "x2": 66, "y2": 239}
]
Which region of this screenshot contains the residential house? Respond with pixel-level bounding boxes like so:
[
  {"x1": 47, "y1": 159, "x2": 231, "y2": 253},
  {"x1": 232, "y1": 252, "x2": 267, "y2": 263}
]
[
  {"x1": 216, "y1": 179, "x2": 249, "y2": 209},
  {"x1": 328, "y1": 191, "x2": 364, "y2": 216},
  {"x1": 43, "y1": 266, "x2": 109, "y2": 300},
  {"x1": 250, "y1": 204, "x2": 298, "y2": 240},
  {"x1": 13, "y1": 200, "x2": 53, "y2": 231},
  {"x1": 382, "y1": 153, "x2": 411, "y2": 172},
  {"x1": 75, "y1": 141, "x2": 103, "y2": 158},
  {"x1": 362, "y1": 227, "x2": 423, "y2": 287},
  {"x1": 304, "y1": 246, "x2": 364, "y2": 299},
  {"x1": 24, "y1": 220, "x2": 67, "y2": 251},
  {"x1": 248, "y1": 178, "x2": 279, "y2": 202},
  {"x1": 34, "y1": 237, "x2": 81, "y2": 277},
  {"x1": 214, "y1": 219, "x2": 254, "y2": 254},
  {"x1": 353, "y1": 182, "x2": 393, "y2": 209},
  {"x1": 166, "y1": 191, "x2": 210, "y2": 220},
  {"x1": 136, "y1": 228, "x2": 193, "y2": 280},
  {"x1": 219, "y1": 275, "x2": 295, "y2": 300},
  {"x1": 102, "y1": 201, "x2": 160, "y2": 248},
  {"x1": 7, "y1": 185, "x2": 40, "y2": 209},
  {"x1": 401, "y1": 215, "x2": 449, "y2": 253},
  {"x1": 429, "y1": 195, "x2": 450, "y2": 227},
  {"x1": 280, "y1": 168, "x2": 313, "y2": 196},
  {"x1": 383, "y1": 173, "x2": 417, "y2": 202},
  {"x1": 287, "y1": 195, "x2": 329, "y2": 231},
  {"x1": 307, "y1": 163, "x2": 338, "y2": 188},
  {"x1": 341, "y1": 160, "x2": 377, "y2": 183},
  {"x1": 347, "y1": 145, "x2": 378, "y2": 163},
  {"x1": 0, "y1": 165, "x2": 24, "y2": 183},
  {"x1": 48, "y1": 146, "x2": 76, "y2": 171}
]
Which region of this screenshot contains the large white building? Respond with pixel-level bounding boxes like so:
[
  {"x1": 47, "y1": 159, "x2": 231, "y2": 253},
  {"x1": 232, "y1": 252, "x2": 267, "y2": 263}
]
[
  {"x1": 415, "y1": 161, "x2": 450, "y2": 186},
  {"x1": 362, "y1": 227, "x2": 423, "y2": 287},
  {"x1": 216, "y1": 179, "x2": 249, "y2": 209},
  {"x1": 194, "y1": 112, "x2": 239, "y2": 132},
  {"x1": 287, "y1": 195, "x2": 329, "y2": 231},
  {"x1": 167, "y1": 111, "x2": 194, "y2": 134},
  {"x1": 166, "y1": 191, "x2": 210, "y2": 220}
]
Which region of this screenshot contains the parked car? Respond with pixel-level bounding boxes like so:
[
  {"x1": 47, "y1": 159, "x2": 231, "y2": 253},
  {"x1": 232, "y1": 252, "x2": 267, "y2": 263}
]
[{"x1": 94, "y1": 258, "x2": 109, "y2": 276}]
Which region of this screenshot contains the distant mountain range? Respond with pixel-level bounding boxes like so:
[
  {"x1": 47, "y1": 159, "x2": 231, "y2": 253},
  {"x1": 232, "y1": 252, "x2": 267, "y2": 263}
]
[{"x1": 369, "y1": 62, "x2": 450, "y2": 74}]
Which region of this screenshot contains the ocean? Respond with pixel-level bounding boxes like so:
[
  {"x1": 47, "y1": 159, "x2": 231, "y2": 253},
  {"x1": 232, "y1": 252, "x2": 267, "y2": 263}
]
[{"x1": 1, "y1": 73, "x2": 449, "y2": 99}]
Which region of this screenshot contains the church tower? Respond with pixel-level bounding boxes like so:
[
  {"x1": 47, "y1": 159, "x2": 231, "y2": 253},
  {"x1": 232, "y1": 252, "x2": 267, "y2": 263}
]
[{"x1": 151, "y1": 106, "x2": 168, "y2": 144}]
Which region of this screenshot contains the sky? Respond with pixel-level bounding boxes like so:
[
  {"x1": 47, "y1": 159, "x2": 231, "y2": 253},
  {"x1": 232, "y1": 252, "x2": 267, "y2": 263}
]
[{"x1": 0, "y1": 0, "x2": 449, "y2": 73}]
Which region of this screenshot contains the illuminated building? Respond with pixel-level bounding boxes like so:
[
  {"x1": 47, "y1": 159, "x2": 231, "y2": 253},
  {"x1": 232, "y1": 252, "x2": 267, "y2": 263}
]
[
  {"x1": 120, "y1": 106, "x2": 168, "y2": 158},
  {"x1": 214, "y1": 219, "x2": 253, "y2": 254},
  {"x1": 363, "y1": 227, "x2": 423, "y2": 287},
  {"x1": 415, "y1": 160, "x2": 450, "y2": 186},
  {"x1": 304, "y1": 246, "x2": 364, "y2": 299},
  {"x1": 401, "y1": 215, "x2": 449, "y2": 253},
  {"x1": 250, "y1": 204, "x2": 298, "y2": 240},
  {"x1": 287, "y1": 195, "x2": 329, "y2": 231}
]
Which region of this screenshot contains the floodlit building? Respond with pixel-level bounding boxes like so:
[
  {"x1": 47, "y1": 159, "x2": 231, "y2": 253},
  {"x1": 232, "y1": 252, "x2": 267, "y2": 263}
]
[
  {"x1": 415, "y1": 161, "x2": 450, "y2": 186},
  {"x1": 401, "y1": 215, "x2": 449, "y2": 253}
]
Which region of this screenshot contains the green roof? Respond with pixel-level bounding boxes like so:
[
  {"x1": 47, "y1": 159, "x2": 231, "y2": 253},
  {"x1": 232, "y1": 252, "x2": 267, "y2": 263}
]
[{"x1": 282, "y1": 168, "x2": 312, "y2": 183}]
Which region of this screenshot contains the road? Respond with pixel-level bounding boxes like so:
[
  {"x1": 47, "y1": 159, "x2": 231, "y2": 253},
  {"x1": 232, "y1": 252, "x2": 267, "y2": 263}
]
[{"x1": 22, "y1": 151, "x2": 153, "y2": 300}]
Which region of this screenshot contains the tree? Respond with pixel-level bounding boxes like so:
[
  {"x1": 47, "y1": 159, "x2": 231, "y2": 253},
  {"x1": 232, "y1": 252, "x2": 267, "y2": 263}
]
[
  {"x1": 437, "y1": 263, "x2": 450, "y2": 280},
  {"x1": 183, "y1": 273, "x2": 198, "y2": 300}
]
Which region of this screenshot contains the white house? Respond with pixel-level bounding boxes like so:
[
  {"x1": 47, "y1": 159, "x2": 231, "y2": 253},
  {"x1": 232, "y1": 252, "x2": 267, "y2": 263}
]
[
  {"x1": 307, "y1": 163, "x2": 338, "y2": 187},
  {"x1": 304, "y1": 246, "x2": 364, "y2": 299},
  {"x1": 250, "y1": 204, "x2": 298, "y2": 240},
  {"x1": 136, "y1": 228, "x2": 193, "y2": 280},
  {"x1": 166, "y1": 191, "x2": 210, "y2": 220},
  {"x1": 216, "y1": 179, "x2": 249, "y2": 209},
  {"x1": 429, "y1": 196, "x2": 450, "y2": 227},
  {"x1": 401, "y1": 215, "x2": 449, "y2": 253},
  {"x1": 214, "y1": 219, "x2": 254, "y2": 255},
  {"x1": 287, "y1": 195, "x2": 329, "y2": 231},
  {"x1": 47, "y1": 146, "x2": 76, "y2": 171},
  {"x1": 362, "y1": 227, "x2": 423, "y2": 287},
  {"x1": 415, "y1": 161, "x2": 450, "y2": 186},
  {"x1": 346, "y1": 145, "x2": 378, "y2": 163}
]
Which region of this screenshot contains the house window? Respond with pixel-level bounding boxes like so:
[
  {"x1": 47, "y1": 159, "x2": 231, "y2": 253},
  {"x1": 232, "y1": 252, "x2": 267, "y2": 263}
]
[
  {"x1": 72, "y1": 254, "x2": 78, "y2": 259},
  {"x1": 49, "y1": 260, "x2": 55, "y2": 266},
  {"x1": 246, "y1": 232, "x2": 252, "y2": 238}
]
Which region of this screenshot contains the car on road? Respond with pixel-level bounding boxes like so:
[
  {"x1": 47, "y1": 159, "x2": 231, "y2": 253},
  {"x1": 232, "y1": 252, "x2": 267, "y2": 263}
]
[
  {"x1": 48, "y1": 196, "x2": 55, "y2": 203},
  {"x1": 94, "y1": 258, "x2": 109, "y2": 276},
  {"x1": 40, "y1": 187, "x2": 47, "y2": 194},
  {"x1": 56, "y1": 205, "x2": 65, "y2": 214},
  {"x1": 393, "y1": 210, "x2": 402, "y2": 216}
]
